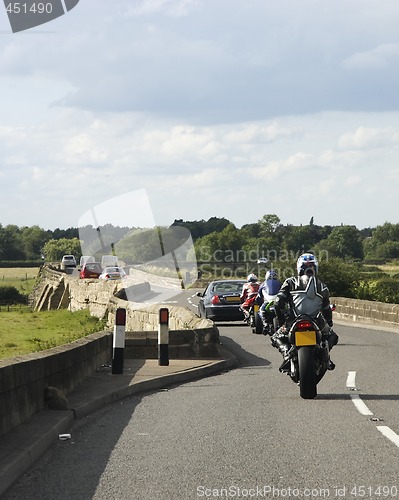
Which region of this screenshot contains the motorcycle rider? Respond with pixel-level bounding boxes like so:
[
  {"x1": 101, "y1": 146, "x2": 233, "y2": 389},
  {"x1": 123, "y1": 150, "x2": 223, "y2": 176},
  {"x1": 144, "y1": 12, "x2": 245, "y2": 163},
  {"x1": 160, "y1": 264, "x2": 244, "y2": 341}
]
[
  {"x1": 271, "y1": 253, "x2": 339, "y2": 372},
  {"x1": 240, "y1": 273, "x2": 260, "y2": 321},
  {"x1": 256, "y1": 269, "x2": 282, "y2": 334}
]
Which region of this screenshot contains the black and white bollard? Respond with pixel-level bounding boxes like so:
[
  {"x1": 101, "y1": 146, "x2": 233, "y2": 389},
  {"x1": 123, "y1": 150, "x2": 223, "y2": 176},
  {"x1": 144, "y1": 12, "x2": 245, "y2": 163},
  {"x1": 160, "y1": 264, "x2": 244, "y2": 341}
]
[
  {"x1": 112, "y1": 308, "x2": 126, "y2": 374},
  {"x1": 158, "y1": 307, "x2": 169, "y2": 366}
]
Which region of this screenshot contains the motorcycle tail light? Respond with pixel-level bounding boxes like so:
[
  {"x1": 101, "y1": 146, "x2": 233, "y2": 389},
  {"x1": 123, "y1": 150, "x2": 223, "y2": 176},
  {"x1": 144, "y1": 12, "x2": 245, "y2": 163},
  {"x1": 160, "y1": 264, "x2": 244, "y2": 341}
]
[
  {"x1": 296, "y1": 320, "x2": 313, "y2": 330},
  {"x1": 211, "y1": 295, "x2": 221, "y2": 304}
]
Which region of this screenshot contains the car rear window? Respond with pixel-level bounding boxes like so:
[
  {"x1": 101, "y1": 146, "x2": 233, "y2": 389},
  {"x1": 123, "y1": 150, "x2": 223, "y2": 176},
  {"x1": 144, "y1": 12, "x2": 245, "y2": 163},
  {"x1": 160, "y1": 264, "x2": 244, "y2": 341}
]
[
  {"x1": 86, "y1": 263, "x2": 100, "y2": 270},
  {"x1": 213, "y1": 283, "x2": 243, "y2": 293}
]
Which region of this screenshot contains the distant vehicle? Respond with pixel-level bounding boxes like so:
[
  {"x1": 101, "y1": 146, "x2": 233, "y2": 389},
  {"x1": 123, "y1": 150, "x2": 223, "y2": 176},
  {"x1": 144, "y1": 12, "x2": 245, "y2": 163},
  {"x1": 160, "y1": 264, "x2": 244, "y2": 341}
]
[
  {"x1": 60, "y1": 255, "x2": 77, "y2": 271},
  {"x1": 99, "y1": 266, "x2": 127, "y2": 281},
  {"x1": 257, "y1": 258, "x2": 268, "y2": 264},
  {"x1": 196, "y1": 279, "x2": 246, "y2": 321},
  {"x1": 80, "y1": 255, "x2": 95, "y2": 267},
  {"x1": 101, "y1": 255, "x2": 118, "y2": 268},
  {"x1": 80, "y1": 262, "x2": 102, "y2": 279}
]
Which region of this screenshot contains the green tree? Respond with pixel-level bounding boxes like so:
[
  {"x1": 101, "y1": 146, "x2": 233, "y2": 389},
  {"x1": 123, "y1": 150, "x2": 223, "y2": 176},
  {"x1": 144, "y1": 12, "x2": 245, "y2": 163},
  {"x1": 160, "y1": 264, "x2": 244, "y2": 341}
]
[
  {"x1": 43, "y1": 238, "x2": 82, "y2": 262},
  {"x1": 171, "y1": 217, "x2": 231, "y2": 241},
  {"x1": 194, "y1": 223, "x2": 245, "y2": 262},
  {"x1": 258, "y1": 214, "x2": 281, "y2": 237},
  {"x1": 363, "y1": 222, "x2": 399, "y2": 260},
  {"x1": 318, "y1": 257, "x2": 361, "y2": 298},
  {"x1": 20, "y1": 225, "x2": 50, "y2": 260},
  {"x1": 0, "y1": 225, "x2": 24, "y2": 260},
  {"x1": 316, "y1": 225, "x2": 364, "y2": 260},
  {"x1": 194, "y1": 232, "x2": 220, "y2": 261},
  {"x1": 369, "y1": 278, "x2": 399, "y2": 304},
  {"x1": 374, "y1": 241, "x2": 399, "y2": 259},
  {"x1": 371, "y1": 222, "x2": 399, "y2": 244}
]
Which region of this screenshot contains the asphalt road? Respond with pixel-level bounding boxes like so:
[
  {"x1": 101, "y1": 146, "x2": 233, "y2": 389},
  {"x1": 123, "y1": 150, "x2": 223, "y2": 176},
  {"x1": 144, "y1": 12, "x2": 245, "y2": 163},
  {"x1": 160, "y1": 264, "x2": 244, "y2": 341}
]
[{"x1": 4, "y1": 290, "x2": 399, "y2": 500}]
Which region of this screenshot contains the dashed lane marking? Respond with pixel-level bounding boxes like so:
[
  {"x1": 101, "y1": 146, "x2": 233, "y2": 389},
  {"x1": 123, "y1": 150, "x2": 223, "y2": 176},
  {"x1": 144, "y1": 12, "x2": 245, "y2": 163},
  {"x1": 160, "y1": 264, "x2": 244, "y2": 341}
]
[
  {"x1": 377, "y1": 426, "x2": 399, "y2": 448},
  {"x1": 347, "y1": 371, "x2": 399, "y2": 448}
]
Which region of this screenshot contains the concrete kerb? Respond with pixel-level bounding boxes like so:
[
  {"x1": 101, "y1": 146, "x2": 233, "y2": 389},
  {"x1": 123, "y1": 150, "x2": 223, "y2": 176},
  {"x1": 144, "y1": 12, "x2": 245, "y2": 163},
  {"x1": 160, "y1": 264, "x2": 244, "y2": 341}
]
[
  {"x1": 70, "y1": 351, "x2": 237, "y2": 420},
  {"x1": 0, "y1": 410, "x2": 75, "y2": 497},
  {"x1": 0, "y1": 349, "x2": 237, "y2": 498}
]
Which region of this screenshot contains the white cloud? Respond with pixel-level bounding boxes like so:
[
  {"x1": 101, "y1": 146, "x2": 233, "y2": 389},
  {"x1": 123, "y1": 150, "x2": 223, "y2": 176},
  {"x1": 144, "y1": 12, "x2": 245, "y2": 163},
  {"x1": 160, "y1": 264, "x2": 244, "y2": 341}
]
[
  {"x1": 344, "y1": 175, "x2": 362, "y2": 188},
  {"x1": 126, "y1": 0, "x2": 201, "y2": 17},
  {"x1": 1, "y1": 1, "x2": 399, "y2": 229},
  {"x1": 338, "y1": 126, "x2": 399, "y2": 150},
  {"x1": 342, "y1": 43, "x2": 399, "y2": 71}
]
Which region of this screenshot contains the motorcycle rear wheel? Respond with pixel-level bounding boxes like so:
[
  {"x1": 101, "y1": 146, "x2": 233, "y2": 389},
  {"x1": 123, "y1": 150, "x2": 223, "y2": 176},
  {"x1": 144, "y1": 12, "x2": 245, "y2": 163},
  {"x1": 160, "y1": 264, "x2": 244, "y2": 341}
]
[
  {"x1": 298, "y1": 346, "x2": 317, "y2": 399},
  {"x1": 254, "y1": 313, "x2": 263, "y2": 334}
]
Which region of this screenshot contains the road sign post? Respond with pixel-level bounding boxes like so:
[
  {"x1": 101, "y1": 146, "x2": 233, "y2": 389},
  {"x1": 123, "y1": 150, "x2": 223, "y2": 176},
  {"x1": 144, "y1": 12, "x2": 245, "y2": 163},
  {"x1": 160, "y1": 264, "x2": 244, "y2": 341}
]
[
  {"x1": 158, "y1": 308, "x2": 169, "y2": 366},
  {"x1": 112, "y1": 308, "x2": 126, "y2": 374}
]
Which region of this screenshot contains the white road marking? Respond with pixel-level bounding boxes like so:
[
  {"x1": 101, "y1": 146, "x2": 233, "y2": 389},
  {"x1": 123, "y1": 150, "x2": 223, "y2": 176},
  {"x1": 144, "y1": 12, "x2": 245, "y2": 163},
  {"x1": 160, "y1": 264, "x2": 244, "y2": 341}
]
[
  {"x1": 347, "y1": 372, "x2": 373, "y2": 415},
  {"x1": 346, "y1": 371, "x2": 357, "y2": 389},
  {"x1": 350, "y1": 394, "x2": 373, "y2": 416},
  {"x1": 347, "y1": 371, "x2": 399, "y2": 449},
  {"x1": 377, "y1": 426, "x2": 399, "y2": 448},
  {"x1": 187, "y1": 293, "x2": 198, "y2": 308}
]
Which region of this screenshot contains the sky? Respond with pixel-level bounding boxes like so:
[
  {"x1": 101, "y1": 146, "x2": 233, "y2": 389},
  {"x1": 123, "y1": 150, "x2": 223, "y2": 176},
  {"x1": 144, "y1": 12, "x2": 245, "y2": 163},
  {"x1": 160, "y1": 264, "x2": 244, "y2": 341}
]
[{"x1": 0, "y1": 0, "x2": 399, "y2": 231}]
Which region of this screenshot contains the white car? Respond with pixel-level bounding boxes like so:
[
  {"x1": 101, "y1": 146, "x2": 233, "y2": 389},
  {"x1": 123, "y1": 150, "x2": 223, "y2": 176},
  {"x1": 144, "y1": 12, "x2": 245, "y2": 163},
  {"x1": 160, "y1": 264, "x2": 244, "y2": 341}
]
[
  {"x1": 99, "y1": 266, "x2": 127, "y2": 280},
  {"x1": 257, "y1": 257, "x2": 268, "y2": 264},
  {"x1": 61, "y1": 255, "x2": 77, "y2": 270}
]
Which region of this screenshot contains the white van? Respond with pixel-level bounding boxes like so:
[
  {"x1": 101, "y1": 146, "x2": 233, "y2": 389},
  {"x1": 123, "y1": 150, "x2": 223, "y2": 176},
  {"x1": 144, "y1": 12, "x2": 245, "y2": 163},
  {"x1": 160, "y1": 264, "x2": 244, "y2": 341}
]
[
  {"x1": 80, "y1": 255, "x2": 95, "y2": 267},
  {"x1": 101, "y1": 255, "x2": 118, "y2": 268}
]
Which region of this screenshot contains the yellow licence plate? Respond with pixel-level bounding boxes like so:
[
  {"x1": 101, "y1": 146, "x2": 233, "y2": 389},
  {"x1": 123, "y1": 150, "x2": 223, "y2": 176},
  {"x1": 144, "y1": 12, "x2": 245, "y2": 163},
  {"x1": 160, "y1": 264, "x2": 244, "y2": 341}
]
[
  {"x1": 225, "y1": 296, "x2": 240, "y2": 303},
  {"x1": 295, "y1": 330, "x2": 316, "y2": 346}
]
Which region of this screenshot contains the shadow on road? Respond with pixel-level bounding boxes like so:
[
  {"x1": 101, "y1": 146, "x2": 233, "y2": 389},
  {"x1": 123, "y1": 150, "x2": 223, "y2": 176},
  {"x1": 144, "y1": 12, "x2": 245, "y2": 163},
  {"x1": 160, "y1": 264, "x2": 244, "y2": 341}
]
[
  {"x1": 219, "y1": 335, "x2": 271, "y2": 368},
  {"x1": 316, "y1": 393, "x2": 399, "y2": 401}
]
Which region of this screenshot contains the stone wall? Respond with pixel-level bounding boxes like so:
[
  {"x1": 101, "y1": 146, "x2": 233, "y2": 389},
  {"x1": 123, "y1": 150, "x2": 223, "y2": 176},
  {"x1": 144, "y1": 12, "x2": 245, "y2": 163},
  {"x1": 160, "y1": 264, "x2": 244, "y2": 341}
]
[
  {"x1": 0, "y1": 331, "x2": 112, "y2": 437},
  {"x1": 332, "y1": 296, "x2": 399, "y2": 329},
  {"x1": 3, "y1": 269, "x2": 219, "y2": 437}
]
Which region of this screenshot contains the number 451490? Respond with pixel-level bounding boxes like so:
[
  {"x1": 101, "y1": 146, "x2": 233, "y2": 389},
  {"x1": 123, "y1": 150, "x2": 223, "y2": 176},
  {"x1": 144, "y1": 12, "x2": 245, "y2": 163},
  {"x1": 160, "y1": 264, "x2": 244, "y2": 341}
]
[{"x1": 6, "y1": 3, "x2": 53, "y2": 14}]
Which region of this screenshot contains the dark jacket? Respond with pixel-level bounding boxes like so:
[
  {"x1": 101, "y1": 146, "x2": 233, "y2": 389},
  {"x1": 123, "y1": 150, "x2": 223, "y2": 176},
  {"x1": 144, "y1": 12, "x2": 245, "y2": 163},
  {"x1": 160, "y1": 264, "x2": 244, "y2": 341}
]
[{"x1": 274, "y1": 275, "x2": 332, "y2": 327}]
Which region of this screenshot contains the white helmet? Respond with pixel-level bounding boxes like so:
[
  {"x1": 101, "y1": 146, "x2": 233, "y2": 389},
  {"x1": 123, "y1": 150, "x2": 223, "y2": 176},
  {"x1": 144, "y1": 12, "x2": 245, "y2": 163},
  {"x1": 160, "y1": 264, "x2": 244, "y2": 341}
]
[
  {"x1": 247, "y1": 273, "x2": 258, "y2": 282},
  {"x1": 297, "y1": 253, "x2": 318, "y2": 276},
  {"x1": 265, "y1": 269, "x2": 278, "y2": 280}
]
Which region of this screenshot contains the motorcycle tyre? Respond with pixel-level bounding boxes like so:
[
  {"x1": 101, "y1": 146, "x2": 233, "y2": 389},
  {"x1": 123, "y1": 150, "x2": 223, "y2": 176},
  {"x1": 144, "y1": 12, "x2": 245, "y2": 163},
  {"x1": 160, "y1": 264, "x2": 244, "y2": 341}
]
[
  {"x1": 270, "y1": 316, "x2": 279, "y2": 336},
  {"x1": 254, "y1": 313, "x2": 263, "y2": 334},
  {"x1": 298, "y1": 346, "x2": 317, "y2": 399}
]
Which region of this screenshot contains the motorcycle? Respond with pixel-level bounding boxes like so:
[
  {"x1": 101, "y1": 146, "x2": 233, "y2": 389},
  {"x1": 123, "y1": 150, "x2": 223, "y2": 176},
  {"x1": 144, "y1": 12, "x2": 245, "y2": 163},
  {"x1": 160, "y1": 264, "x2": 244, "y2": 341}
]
[
  {"x1": 248, "y1": 298, "x2": 279, "y2": 335},
  {"x1": 283, "y1": 313, "x2": 331, "y2": 399},
  {"x1": 247, "y1": 302, "x2": 262, "y2": 333}
]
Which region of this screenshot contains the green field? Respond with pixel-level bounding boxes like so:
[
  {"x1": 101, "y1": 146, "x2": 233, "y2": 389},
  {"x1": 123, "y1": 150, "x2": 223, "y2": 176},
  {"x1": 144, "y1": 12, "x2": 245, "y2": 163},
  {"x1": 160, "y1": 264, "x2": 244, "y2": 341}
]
[
  {"x1": 0, "y1": 308, "x2": 106, "y2": 361},
  {"x1": 0, "y1": 267, "x2": 40, "y2": 296},
  {"x1": 0, "y1": 267, "x2": 107, "y2": 361}
]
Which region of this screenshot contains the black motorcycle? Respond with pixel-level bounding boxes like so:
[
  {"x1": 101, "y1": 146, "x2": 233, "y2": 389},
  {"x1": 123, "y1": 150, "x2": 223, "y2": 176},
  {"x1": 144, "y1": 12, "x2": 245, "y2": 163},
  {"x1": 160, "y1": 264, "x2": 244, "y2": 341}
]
[
  {"x1": 284, "y1": 314, "x2": 331, "y2": 399},
  {"x1": 247, "y1": 300, "x2": 279, "y2": 335},
  {"x1": 246, "y1": 303, "x2": 261, "y2": 333}
]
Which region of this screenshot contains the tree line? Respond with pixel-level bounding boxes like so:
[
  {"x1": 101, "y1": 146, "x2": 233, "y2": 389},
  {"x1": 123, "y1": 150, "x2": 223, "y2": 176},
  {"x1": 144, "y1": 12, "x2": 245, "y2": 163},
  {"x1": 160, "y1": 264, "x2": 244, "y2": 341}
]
[
  {"x1": 173, "y1": 215, "x2": 398, "y2": 262},
  {"x1": 1, "y1": 215, "x2": 399, "y2": 302},
  {"x1": 0, "y1": 215, "x2": 398, "y2": 263}
]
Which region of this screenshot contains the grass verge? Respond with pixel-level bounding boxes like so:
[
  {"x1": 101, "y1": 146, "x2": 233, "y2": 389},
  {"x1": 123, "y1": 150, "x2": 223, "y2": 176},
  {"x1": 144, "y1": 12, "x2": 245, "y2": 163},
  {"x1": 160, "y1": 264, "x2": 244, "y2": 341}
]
[
  {"x1": 0, "y1": 308, "x2": 107, "y2": 361},
  {"x1": 0, "y1": 267, "x2": 40, "y2": 296}
]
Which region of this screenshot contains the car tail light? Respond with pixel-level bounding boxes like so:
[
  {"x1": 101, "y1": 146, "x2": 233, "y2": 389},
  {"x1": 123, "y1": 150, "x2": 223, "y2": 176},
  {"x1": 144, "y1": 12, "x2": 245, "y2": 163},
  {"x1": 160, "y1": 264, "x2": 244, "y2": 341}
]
[
  {"x1": 211, "y1": 295, "x2": 221, "y2": 304},
  {"x1": 296, "y1": 320, "x2": 313, "y2": 330},
  {"x1": 105, "y1": 274, "x2": 110, "y2": 279}
]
